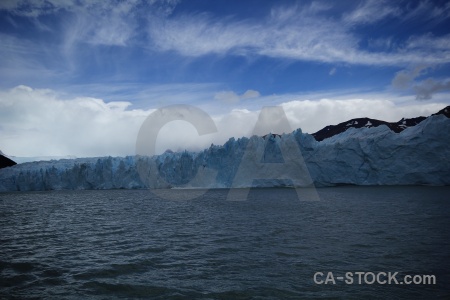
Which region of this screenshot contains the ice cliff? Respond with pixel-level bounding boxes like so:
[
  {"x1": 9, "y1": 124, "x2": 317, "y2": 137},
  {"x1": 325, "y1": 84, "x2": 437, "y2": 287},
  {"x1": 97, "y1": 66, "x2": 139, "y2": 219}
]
[{"x1": 0, "y1": 114, "x2": 449, "y2": 191}]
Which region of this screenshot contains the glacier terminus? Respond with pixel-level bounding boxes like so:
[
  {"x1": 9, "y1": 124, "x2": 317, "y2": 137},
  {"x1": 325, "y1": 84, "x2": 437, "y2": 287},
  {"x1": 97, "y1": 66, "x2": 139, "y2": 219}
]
[{"x1": 0, "y1": 111, "x2": 449, "y2": 192}]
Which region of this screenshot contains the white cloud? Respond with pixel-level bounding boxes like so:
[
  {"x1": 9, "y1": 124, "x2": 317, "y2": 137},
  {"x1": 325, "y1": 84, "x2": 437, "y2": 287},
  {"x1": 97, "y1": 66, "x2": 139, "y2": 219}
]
[
  {"x1": 214, "y1": 91, "x2": 240, "y2": 104},
  {"x1": 241, "y1": 89, "x2": 260, "y2": 99},
  {"x1": 329, "y1": 67, "x2": 337, "y2": 76},
  {"x1": 0, "y1": 85, "x2": 151, "y2": 157},
  {"x1": 0, "y1": 33, "x2": 63, "y2": 84},
  {"x1": 148, "y1": 8, "x2": 361, "y2": 63},
  {"x1": 0, "y1": 0, "x2": 179, "y2": 49},
  {"x1": 406, "y1": 33, "x2": 450, "y2": 51},
  {"x1": 214, "y1": 89, "x2": 260, "y2": 104},
  {"x1": 1, "y1": 85, "x2": 448, "y2": 158},
  {"x1": 342, "y1": 0, "x2": 399, "y2": 24},
  {"x1": 147, "y1": 3, "x2": 450, "y2": 66},
  {"x1": 401, "y1": 0, "x2": 450, "y2": 23},
  {"x1": 60, "y1": 1, "x2": 140, "y2": 49},
  {"x1": 0, "y1": 0, "x2": 187, "y2": 88},
  {"x1": 0, "y1": 0, "x2": 179, "y2": 17},
  {"x1": 155, "y1": 108, "x2": 259, "y2": 154},
  {"x1": 280, "y1": 98, "x2": 445, "y2": 133}
]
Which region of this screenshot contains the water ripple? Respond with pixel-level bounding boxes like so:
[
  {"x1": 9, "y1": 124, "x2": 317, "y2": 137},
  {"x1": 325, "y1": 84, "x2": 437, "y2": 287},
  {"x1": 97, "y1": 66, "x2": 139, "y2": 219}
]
[{"x1": 0, "y1": 187, "x2": 449, "y2": 299}]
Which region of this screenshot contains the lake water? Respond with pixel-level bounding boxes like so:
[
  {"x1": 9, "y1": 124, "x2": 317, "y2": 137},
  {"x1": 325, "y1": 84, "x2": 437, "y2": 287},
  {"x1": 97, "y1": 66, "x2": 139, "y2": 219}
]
[{"x1": 1, "y1": 187, "x2": 449, "y2": 299}]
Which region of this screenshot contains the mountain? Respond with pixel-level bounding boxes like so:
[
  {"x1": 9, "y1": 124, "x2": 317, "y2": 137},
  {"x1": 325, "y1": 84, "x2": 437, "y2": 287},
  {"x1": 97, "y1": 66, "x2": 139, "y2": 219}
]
[
  {"x1": 0, "y1": 108, "x2": 449, "y2": 191},
  {"x1": 432, "y1": 105, "x2": 450, "y2": 118},
  {"x1": 5, "y1": 155, "x2": 78, "y2": 164},
  {"x1": 312, "y1": 105, "x2": 449, "y2": 141},
  {"x1": 0, "y1": 151, "x2": 16, "y2": 169}
]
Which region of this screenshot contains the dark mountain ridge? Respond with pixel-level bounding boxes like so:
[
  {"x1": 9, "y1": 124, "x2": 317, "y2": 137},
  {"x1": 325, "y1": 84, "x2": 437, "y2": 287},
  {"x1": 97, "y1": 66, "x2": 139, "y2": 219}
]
[
  {"x1": 312, "y1": 105, "x2": 450, "y2": 141},
  {"x1": 0, "y1": 153, "x2": 16, "y2": 169}
]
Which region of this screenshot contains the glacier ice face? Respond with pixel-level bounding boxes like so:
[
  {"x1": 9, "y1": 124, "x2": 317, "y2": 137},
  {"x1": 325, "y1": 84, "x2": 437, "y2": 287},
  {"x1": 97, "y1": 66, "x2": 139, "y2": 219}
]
[
  {"x1": 308, "y1": 115, "x2": 450, "y2": 186},
  {"x1": 0, "y1": 115, "x2": 449, "y2": 191}
]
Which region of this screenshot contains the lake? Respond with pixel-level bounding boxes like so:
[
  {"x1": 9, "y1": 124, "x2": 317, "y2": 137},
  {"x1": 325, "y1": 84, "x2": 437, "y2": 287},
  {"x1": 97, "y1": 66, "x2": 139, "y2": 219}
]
[{"x1": 1, "y1": 187, "x2": 449, "y2": 299}]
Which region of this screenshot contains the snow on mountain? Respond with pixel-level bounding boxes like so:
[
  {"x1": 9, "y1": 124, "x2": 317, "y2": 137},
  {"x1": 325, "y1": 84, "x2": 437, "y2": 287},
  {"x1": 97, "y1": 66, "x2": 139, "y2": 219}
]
[
  {"x1": 311, "y1": 105, "x2": 450, "y2": 142},
  {"x1": 309, "y1": 115, "x2": 450, "y2": 186},
  {"x1": 310, "y1": 105, "x2": 450, "y2": 141},
  {"x1": 0, "y1": 112, "x2": 449, "y2": 191}
]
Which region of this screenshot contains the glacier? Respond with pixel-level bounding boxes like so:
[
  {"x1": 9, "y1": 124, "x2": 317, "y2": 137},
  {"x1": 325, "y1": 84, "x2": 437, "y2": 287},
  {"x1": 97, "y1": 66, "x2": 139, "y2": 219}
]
[{"x1": 0, "y1": 114, "x2": 449, "y2": 192}]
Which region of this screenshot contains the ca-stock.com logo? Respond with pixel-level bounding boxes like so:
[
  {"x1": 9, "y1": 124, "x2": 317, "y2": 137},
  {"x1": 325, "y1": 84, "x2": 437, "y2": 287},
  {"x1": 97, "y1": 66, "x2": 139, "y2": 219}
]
[{"x1": 135, "y1": 104, "x2": 319, "y2": 202}]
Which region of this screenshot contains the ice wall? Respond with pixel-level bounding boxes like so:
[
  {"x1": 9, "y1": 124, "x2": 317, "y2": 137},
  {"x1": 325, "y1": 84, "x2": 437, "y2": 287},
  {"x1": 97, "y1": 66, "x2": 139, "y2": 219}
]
[{"x1": 0, "y1": 115, "x2": 449, "y2": 191}]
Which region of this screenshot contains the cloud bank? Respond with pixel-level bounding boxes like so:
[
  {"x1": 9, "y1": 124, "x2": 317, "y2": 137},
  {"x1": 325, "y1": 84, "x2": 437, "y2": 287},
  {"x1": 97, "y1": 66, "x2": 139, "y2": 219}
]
[
  {"x1": 0, "y1": 85, "x2": 150, "y2": 157},
  {"x1": 1, "y1": 85, "x2": 447, "y2": 158}
]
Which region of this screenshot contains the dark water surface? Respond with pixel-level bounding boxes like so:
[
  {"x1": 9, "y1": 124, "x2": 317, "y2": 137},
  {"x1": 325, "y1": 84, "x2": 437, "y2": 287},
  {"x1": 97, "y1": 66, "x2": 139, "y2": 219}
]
[{"x1": 1, "y1": 187, "x2": 449, "y2": 299}]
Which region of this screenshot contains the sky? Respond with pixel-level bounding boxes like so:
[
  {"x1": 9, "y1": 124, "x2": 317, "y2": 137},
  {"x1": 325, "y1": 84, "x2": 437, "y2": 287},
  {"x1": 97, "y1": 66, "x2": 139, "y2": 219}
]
[{"x1": 0, "y1": 0, "x2": 450, "y2": 158}]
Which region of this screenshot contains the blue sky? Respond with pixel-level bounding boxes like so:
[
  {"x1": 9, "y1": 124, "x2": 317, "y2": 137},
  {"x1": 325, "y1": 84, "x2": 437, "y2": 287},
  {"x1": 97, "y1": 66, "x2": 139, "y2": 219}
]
[{"x1": 1, "y1": 0, "x2": 450, "y2": 157}]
